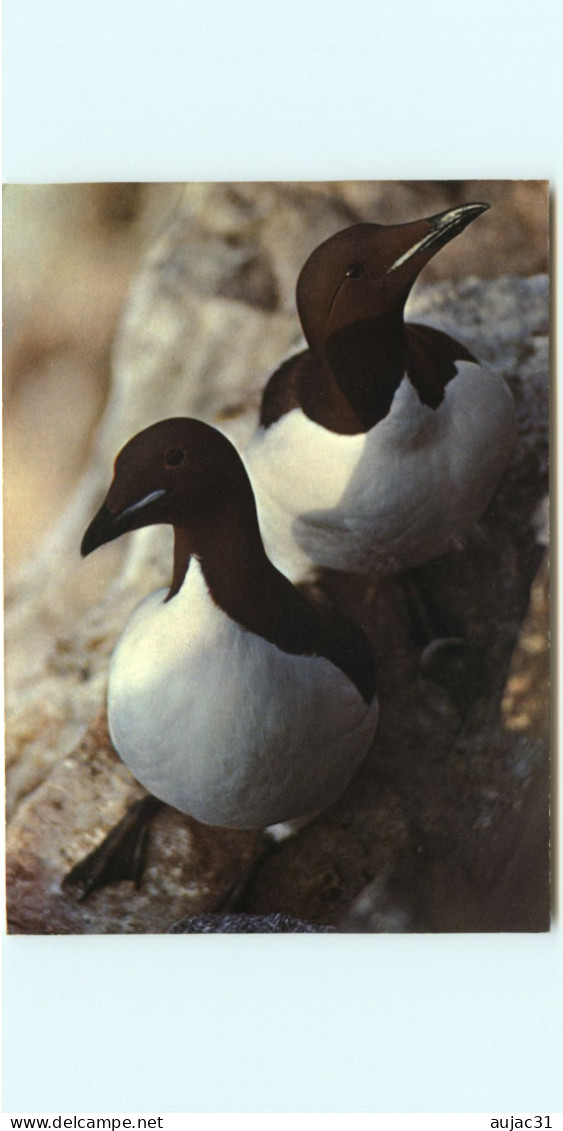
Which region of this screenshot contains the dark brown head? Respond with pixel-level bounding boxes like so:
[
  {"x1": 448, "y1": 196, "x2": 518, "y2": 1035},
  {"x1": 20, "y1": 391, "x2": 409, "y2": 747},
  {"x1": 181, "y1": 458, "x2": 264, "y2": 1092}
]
[
  {"x1": 81, "y1": 418, "x2": 254, "y2": 558},
  {"x1": 81, "y1": 419, "x2": 377, "y2": 701},
  {"x1": 296, "y1": 203, "x2": 490, "y2": 359}
]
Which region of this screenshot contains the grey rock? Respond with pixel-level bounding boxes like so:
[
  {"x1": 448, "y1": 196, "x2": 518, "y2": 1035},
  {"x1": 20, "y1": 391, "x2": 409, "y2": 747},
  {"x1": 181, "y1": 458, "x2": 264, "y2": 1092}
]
[{"x1": 168, "y1": 913, "x2": 336, "y2": 933}]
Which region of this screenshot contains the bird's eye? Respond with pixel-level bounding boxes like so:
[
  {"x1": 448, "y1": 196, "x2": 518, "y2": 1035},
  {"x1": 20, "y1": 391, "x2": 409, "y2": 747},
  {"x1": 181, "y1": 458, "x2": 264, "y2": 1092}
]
[
  {"x1": 346, "y1": 263, "x2": 366, "y2": 279},
  {"x1": 164, "y1": 448, "x2": 185, "y2": 468}
]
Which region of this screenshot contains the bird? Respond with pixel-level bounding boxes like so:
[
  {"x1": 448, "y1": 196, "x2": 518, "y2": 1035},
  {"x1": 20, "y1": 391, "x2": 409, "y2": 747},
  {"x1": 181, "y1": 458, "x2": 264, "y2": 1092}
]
[
  {"x1": 64, "y1": 418, "x2": 378, "y2": 897},
  {"x1": 244, "y1": 203, "x2": 517, "y2": 584}
]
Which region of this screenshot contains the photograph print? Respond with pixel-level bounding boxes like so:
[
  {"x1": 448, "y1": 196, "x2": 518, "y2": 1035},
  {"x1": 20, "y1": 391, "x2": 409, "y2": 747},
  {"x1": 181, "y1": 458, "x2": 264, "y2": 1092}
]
[{"x1": 3, "y1": 179, "x2": 550, "y2": 934}]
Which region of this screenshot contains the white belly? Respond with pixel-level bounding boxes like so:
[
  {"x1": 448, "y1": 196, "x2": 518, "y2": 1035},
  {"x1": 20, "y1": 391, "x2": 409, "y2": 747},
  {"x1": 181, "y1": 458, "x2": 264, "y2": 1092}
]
[
  {"x1": 244, "y1": 364, "x2": 516, "y2": 580},
  {"x1": 108, "y1": 560, "x2": 378, "y2": 827}
]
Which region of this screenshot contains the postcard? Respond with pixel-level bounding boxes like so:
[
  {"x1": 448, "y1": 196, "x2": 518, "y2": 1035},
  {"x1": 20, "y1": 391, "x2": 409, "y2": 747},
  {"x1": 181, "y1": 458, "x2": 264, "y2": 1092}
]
[{"x1": 3, "y1": 180, "x2": 550, "y2": 937}]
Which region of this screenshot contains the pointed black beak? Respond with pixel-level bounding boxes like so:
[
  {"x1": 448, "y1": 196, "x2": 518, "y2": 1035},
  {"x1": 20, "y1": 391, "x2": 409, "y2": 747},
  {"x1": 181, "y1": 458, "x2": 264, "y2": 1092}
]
[
  {"x1": 81, "y1": 502, "x2": 122, "y2": 557},
  {"x1": 81, "y1": 488, "x2": 167, "y2": 557},
  {"x1": 427, "y1": 201, "x2": 490, "y2": 245},
  {"x1": 386, "y1": 202, "x2": 490, "y2": 274}
]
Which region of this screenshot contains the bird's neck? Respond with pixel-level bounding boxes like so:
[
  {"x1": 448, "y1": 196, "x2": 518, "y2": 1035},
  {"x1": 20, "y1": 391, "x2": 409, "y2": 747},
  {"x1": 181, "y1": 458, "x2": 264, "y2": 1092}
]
[
  {"x1": 299, "y1": 317, "x2": 474, "y2": 433},
  {"x1": 300, "y1": 312, "x2": 408, "y2": 434},
  {"x1": 167, "y1": 503, "x2": 318, "y2": 656},
  {"x1": 326, "y1": 311, "x2": 408, "y2": 426},
  {"x1": 168, "y1": 502, "x2": 376, "y2": 703}
]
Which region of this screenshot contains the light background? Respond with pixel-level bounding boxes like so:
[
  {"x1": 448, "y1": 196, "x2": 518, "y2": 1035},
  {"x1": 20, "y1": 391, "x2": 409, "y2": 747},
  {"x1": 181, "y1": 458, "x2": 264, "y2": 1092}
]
[{"x1": 2, "y1": 0, "x2": 562, "y2": 1114}]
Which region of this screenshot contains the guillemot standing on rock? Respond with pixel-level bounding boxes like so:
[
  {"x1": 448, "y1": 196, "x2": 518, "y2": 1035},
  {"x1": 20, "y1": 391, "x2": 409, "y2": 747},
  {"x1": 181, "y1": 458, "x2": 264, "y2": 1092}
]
[
  {"x1": 65, "y1": 418, "x2": 378, "y2": 896},
  {"x1": 244, "y1": 203, "x2": 517, "y2": 583}
]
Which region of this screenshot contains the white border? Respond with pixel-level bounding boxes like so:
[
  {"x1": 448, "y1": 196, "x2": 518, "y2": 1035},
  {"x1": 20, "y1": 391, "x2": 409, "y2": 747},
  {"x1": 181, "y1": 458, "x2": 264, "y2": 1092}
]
[{"x1": 2, "y1": 0, "x2": 562, "y2": 1115}]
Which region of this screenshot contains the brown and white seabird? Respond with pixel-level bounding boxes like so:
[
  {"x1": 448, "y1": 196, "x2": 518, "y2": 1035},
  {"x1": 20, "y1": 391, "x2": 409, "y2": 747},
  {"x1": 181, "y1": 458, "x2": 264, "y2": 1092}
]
[
  {"x1": 244, "y1": 204, "x2": 516, "y2": 583},
  {"x1": 65, "y1": 418, "x2": 378, "y2": 896}
]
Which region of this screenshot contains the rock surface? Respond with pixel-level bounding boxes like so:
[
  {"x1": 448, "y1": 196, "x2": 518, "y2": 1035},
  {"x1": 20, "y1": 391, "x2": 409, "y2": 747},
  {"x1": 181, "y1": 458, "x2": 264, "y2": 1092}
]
[
  {"x1": 7, "y1": 711, "x2": 264, "y2": 934},
  {"x1": 168, "y1": 913, "x2": 336, "y2": 933},
  {"x1": 5, "y1": 181, "x2": 550, "y2": 933}
]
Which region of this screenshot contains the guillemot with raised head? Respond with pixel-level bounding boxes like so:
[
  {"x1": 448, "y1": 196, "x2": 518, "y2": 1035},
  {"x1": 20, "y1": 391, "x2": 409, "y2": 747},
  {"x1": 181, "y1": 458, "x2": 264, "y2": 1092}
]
[
  {"x1": 65, "y1": 418, "x2": 378, "y2": 896},
  {"x1": 244, "y1": 203, "x2": 516, "y2": 583}
]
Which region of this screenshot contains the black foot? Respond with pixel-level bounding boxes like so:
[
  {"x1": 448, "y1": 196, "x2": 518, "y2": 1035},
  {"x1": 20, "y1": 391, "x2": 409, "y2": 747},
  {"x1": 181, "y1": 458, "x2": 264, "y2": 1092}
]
[
  {"x1": 401, "y1": 572, "x2": 461, "y2": 649},
  {"x1": 401, "y1": 573, "x2": 487, "y2": 713},
  {"x1": 63, "y1": 795, "x2": 165, "y2": 901}
]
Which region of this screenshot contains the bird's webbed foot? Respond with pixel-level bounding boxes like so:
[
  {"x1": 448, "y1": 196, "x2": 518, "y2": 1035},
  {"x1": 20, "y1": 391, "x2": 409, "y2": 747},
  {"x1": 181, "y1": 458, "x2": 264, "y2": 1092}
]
[{"x1": 63, "y1": 794, "x2": 165, "y2": 901}]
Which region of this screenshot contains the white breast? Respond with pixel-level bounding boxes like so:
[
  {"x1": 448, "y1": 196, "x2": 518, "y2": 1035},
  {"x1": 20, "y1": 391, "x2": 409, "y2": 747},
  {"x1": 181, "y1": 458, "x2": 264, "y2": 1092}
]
[
  {"x1": 244, "y1": 363, "x2": 516, "y2": 580},
  {"x1": 108, "y1": 559, "x2": 378, "y2": 828}
]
